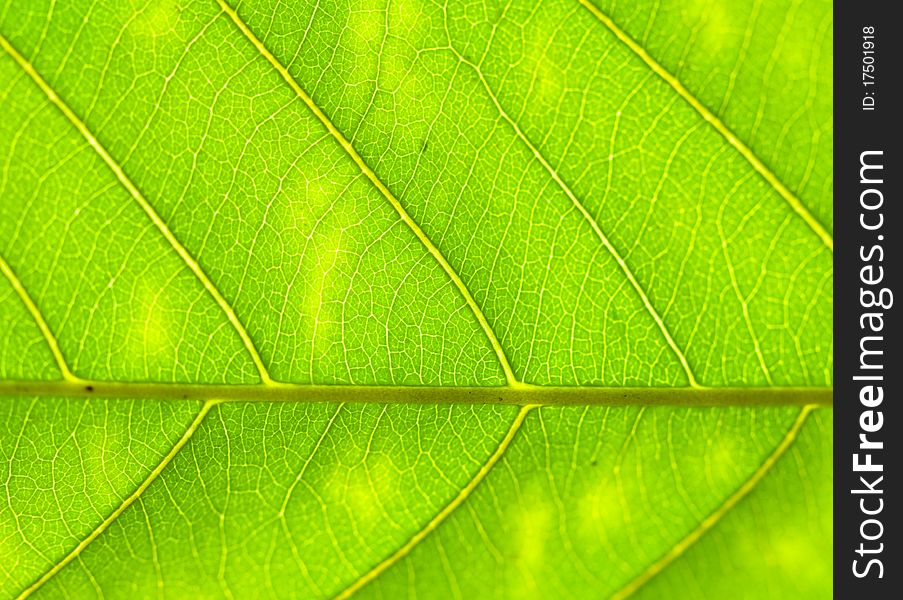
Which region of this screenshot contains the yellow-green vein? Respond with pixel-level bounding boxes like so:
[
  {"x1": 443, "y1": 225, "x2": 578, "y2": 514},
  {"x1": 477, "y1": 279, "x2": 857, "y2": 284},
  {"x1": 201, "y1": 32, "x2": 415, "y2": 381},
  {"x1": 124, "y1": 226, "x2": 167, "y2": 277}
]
[
  {"x1": 449, "y1": 49, "x2": 700, "y2": 389},
  {"x1": 576, "y1": 0, "x2": 833, "y2": 252},
  {"x1": 0, "y1": 379, "x2": 833, "y2": 407},
  {"x1": 0, "y1": 252, "x2": 80, "y2": 382},
  {"x1": 17, "y1": 400, "x2": 219, "y2": 599},
  {"x1": 610, "y1": 405, "x2": 816, "y2": 600},
  {"x1": 333, "y1": 404, "x2": 536, "y2": 599},
  {"x1": 0, "y1": 33, "x2": 274, "y2": 385},
  {"x1": 214, "y1": 0, "x2": 519, "y2": 387}
]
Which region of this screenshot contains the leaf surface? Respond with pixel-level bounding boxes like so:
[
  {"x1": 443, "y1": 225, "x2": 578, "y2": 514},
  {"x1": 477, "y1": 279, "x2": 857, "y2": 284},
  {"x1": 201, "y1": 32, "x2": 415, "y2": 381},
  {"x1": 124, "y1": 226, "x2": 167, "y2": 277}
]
[{"x1": 0, "y1": 0, "x2": 832, "y2": 597}]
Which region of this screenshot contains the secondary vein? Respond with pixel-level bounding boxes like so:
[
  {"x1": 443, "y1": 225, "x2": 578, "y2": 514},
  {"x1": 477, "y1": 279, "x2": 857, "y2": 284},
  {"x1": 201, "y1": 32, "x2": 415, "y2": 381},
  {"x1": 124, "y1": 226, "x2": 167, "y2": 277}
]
[
  {"x1": 610, "y1": 405, "x2": 815, "y2": 599},
  {"x1": 0, "y1": 253, "x2": 80, "y2": 382},
  {"x1": 213, "y1": 0, "x2": 519, "y2": 387},
  {"x1": 0, "y1": 32, "x2": 274, "y2": 385},
  {"x1": 333, "y1": 404, "x2": 535, "y2": 600},
  {"x1": 576, "y1": 0, "x2": 834, "y2": 252},
  {"x1": 449, "y1": 49, "x2": 700, "y2": 388},
  {"x1": 17, "y1": 399, "x2": 218, "y2": 600}
]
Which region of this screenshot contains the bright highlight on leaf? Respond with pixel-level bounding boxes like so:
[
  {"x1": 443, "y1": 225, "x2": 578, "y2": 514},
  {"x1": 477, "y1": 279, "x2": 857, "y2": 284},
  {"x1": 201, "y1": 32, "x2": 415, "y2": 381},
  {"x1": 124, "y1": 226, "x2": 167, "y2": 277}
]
[{"x1": 0, "y1": 0, "x2": 831, "y2": 598}]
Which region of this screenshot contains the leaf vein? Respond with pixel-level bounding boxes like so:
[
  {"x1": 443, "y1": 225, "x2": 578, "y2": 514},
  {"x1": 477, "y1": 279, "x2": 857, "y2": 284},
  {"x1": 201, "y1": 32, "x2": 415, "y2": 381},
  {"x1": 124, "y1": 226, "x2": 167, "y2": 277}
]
[
  {"x1": 16, "y1": 400, "x2": 218, "y2": 599},
  {"x1": 610, "y1": 406, "x2": 816, "y2": 600},
  {"x1": 448, "y1": 48, "x2": 700, "y2": 388},
  {"x1": 214, "y1": 0, "x2": 519, "y2": 386},
  {"x1": 576, "y1": 0, "x2": 833, "y2": 252},
  {"x1": 0, "y1": 32, "x2": 273, "y2": 385},
  {"x1": 333, "y1": 404, "x2": 535, "y2": 599},
  {"x1": 0, "y1": 252, "x2": 78, "y2": 382}
]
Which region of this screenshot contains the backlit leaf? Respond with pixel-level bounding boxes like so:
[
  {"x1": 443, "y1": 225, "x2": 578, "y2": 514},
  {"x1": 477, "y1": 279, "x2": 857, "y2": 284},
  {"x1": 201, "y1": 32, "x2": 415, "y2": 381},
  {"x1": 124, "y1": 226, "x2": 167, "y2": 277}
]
[{"x1": 0, "y1": 0, "x2": 832, "y2": 597}]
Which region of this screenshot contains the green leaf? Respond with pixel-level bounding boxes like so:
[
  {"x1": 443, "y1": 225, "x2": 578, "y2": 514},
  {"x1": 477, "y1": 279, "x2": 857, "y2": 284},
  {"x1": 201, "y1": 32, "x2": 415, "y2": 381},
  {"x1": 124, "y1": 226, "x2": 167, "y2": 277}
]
[{"x1": 0, "y1": 0, "x2": 832, "y2": 598}]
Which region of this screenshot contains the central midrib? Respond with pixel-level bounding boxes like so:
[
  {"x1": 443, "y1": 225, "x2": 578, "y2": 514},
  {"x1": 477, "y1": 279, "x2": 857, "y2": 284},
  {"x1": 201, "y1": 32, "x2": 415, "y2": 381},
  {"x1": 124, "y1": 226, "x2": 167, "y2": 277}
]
[{"x1": 0, "y1": 379, "x2": 832, "y2": 406}]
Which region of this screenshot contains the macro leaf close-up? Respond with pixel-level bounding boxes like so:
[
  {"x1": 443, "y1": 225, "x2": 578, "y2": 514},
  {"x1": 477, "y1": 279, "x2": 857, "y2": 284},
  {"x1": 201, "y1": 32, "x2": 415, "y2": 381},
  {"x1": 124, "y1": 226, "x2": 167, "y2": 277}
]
[{"x1": 0, "y1": 0, "x2": 833, "y2": 598}]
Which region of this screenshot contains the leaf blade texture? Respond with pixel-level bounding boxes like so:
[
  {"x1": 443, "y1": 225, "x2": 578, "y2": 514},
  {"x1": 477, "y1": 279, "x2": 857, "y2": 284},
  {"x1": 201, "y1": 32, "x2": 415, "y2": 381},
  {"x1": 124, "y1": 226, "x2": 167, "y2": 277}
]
[{"x1": 0, "y1": 0, "x2": 832, "y2": 598}]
